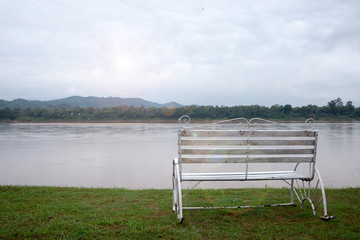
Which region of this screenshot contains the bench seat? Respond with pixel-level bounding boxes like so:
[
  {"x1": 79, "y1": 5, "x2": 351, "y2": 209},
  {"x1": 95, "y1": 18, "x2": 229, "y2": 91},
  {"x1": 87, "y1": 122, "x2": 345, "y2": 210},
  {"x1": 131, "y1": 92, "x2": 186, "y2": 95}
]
[{"x1": 182, "y1": 170, "x2": 307, "y2": 181}]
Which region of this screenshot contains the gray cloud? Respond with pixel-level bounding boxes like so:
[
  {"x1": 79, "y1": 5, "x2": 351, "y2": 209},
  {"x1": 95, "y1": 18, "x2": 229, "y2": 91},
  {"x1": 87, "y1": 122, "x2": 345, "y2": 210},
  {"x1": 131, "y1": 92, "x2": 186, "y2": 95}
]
[{"x1": 0, "y1": 0, "x2": 359, "y2": 106}]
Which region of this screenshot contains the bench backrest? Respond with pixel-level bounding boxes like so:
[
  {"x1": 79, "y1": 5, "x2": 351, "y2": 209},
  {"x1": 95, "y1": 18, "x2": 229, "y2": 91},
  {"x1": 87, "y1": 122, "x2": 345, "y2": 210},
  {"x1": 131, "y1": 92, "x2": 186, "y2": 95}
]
[
  {"x1": 177, "y1": 116, "x2": 318, "y2": 177},
  {"x1": 179, "y1": 129, "x2": 318, "y2": 164}
]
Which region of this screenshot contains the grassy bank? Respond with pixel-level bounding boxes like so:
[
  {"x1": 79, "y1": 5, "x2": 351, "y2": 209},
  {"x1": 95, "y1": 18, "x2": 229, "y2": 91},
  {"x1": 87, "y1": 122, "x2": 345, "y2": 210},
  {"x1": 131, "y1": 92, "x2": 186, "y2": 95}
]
[{"x1": 0, "y1": 186, "x2": 359, "y2": 239}]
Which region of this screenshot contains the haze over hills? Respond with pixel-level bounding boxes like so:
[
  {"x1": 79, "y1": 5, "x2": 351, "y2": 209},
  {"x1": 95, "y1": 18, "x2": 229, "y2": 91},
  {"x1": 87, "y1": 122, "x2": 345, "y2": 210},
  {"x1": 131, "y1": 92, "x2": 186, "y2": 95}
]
[{"x1": 0, "y1": 96, "x2": 183, "y2": 109}]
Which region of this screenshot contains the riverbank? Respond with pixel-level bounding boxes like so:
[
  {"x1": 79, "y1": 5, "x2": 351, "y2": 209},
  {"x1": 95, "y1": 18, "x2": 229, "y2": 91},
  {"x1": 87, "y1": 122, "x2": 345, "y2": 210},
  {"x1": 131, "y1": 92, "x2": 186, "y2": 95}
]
[
  {"x1": 1, "y1": 186, "x2": 358, "y2": 239},
  {"x1": 2, "y1": 118, "x2": 360, "y2": 124},
  {"x1": 0, "y1": 119, "x2": 180, "y2": 124}
]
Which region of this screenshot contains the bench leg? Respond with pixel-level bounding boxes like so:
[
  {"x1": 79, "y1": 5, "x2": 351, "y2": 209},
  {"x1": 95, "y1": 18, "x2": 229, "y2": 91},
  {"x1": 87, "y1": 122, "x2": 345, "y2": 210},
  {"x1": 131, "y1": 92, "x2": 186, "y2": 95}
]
[
  {"x1": 172, "y1": 159, "x2": 177, "y2": 212},
  {"x1": 289, "y1": 167, "x2": 335, "y2": 220},
  {"x1": 172, "y1": 158, "x2": 184, "y2": 223}
]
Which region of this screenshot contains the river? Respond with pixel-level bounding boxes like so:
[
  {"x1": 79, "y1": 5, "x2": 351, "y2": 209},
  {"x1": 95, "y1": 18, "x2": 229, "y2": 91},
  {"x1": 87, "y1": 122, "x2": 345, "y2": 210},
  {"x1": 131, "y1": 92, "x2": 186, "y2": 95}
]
[{"x1": 0, "y1": 122, "x2": 359, "y2": 188}]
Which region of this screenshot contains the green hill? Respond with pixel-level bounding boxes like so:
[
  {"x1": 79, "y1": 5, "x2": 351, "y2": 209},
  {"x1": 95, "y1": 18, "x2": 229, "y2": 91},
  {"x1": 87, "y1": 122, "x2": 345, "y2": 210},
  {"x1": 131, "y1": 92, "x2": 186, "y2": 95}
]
[{"x1": 0, "y1": 96, "x2": 183, "y2": 109}]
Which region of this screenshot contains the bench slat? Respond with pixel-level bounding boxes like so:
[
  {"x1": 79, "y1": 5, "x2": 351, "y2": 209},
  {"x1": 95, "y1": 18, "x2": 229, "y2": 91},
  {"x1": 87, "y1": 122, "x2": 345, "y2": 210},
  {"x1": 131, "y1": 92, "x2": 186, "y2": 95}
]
[
  {"x1": 181, "y1": 130, "x2": 317, "y2": 138},
  {"x1": 184, "y1": 170, "x2": 295, "y2": 176},
  {"x1": 180, "y1": 148, "x2": 314, "y2": 155},
  {"x1": 181, "y1": 156, "x2": 313, "y2": 163},
  {"x1": 180, "y1": 139, "x2": 315, "y2": 146},
  {"x1": 182, "y1": 171, "x2": 307, "y2": 181}
]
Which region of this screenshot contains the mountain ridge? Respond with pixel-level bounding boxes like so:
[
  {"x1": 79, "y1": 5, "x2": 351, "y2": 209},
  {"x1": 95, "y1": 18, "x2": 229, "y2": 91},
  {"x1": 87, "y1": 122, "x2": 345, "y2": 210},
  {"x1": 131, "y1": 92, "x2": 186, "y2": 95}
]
[{"x1": 0, "y1": 96, "x2": 183, "y2": 109}]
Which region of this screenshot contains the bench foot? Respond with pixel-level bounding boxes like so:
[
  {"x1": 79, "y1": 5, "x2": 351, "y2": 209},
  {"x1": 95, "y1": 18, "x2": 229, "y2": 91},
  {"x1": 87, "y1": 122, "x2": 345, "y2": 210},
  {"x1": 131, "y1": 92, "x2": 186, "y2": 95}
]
[
  {"x1": 289, "y1": 166, "x2": 333, "y2": 218},
  {"x1": 321, "y1": 215, "x2": 336, "y2": 221}
]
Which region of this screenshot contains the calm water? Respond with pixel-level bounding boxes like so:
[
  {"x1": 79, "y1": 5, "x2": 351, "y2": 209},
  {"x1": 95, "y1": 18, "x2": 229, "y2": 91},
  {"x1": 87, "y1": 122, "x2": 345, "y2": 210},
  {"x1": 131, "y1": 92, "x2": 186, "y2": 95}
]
[{"x1": 0, "y1": 122, "x2": 359, "y2": 189}]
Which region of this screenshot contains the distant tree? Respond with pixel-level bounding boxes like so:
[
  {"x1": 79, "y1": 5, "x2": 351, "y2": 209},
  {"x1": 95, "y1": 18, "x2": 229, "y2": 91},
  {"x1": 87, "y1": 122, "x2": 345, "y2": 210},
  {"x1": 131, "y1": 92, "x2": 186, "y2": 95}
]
[
  {"x1": 0, "y1": 108, "x2": 17, "y2": 120},
  {"x1": 344, "y1": 101, "x2": 355, "y2": 115},
  {"x1": 284, "y1": 104, "x2": 292, "y2": 115},
  {"x1": 307, "y1": 104, "x2": 319, "y2": 119},
  {"x1": 328, "y1": 97, "x2": 343, "y2": 115},
  {"x1": 269, "y1": 104, "x2": 283, "y2": 118}
]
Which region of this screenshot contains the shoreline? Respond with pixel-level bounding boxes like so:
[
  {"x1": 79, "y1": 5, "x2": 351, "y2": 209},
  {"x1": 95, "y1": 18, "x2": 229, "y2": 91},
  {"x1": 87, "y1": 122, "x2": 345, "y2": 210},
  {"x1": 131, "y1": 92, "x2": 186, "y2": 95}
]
[
  {"x1": 1, "y1": 119, "x2": 180, "y2": 124},
  {"x1": 1, "y1": 118, "x2": 360, "y2": 124}
]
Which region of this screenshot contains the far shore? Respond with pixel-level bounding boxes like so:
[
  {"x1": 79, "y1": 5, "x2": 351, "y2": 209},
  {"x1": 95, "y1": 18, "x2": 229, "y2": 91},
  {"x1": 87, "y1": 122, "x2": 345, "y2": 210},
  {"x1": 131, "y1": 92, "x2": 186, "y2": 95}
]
[
  {"x1": 2, "y1": 119, "x2": 179, "y2": 124},
  {"x1": 1, "y1": 118, "x2": 360, "y2": 124}
]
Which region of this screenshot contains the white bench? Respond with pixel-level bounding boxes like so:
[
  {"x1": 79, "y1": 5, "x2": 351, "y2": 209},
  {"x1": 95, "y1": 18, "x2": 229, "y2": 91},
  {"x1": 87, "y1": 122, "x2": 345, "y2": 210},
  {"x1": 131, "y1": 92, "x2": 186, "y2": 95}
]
[{"x1": 172, "y1": 116, "x2": 335, "y2": 223}]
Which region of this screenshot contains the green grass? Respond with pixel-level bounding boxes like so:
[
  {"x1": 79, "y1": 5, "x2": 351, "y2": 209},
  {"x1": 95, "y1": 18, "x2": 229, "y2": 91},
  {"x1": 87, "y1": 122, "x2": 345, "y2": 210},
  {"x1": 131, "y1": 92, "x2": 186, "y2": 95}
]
[{"x1": 0, "y1": 186, "x2": 359, "y2": 239}]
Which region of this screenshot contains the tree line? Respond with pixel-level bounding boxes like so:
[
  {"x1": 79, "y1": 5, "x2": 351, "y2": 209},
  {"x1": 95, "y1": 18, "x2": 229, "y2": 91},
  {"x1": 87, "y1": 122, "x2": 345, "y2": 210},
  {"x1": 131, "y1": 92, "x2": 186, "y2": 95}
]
[{"x1": 0, "y1": 98, "x2": 359, "y2": 121}]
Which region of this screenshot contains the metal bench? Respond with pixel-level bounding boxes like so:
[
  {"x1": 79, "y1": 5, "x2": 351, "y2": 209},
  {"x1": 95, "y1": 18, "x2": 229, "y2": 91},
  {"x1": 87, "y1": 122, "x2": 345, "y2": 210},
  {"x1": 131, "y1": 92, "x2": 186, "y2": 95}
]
[{"x1": 172, "y1": 116, "x2": 335, "y2": 223}]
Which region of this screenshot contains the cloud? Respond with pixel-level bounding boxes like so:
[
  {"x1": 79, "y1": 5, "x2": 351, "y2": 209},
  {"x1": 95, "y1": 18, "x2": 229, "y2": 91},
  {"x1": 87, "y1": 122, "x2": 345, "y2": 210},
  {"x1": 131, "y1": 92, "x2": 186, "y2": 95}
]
[{"x1": 0, "y1": 0, "x2": 359, "y2": 106}]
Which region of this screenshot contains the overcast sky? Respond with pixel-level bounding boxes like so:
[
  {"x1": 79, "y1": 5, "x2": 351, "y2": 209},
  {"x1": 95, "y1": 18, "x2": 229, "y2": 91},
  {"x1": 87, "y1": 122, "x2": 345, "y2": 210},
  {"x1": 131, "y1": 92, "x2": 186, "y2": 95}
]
[{"x1": 0, "y1": 0, "x2": 359, "y2": 107}]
